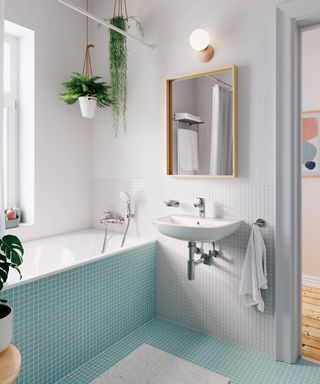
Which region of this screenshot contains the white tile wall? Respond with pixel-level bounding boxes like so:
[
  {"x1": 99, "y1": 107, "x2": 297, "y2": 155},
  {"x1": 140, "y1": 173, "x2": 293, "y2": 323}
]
[{"x1": 92, "y1": 177, "x2": 275, "y2": 355}]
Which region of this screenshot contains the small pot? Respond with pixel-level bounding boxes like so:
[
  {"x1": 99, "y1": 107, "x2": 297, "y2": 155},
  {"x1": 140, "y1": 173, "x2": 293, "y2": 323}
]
[
  {"x1": 0, "y1": 304, "x2": 13, "y2": 352},
  {"x1": 78, "y1": 96, "x2": 97, "y2": 118}
]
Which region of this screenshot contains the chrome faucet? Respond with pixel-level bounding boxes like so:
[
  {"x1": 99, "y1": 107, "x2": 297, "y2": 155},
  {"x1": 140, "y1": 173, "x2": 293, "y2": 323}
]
[
  {"x1": 100, "y1": 211, "x2": 125, "y2": 225},
  {"x1": 100, "y1": 211, "x2": 125, "y2": 254},
  {"x1": 194, "y1": 197, "x2": 205, "y2": 219}
]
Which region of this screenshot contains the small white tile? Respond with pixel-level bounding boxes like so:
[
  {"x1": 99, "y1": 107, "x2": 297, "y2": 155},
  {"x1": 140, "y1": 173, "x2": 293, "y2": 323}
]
[{"x1": 92, "y1": 177, "x2": 275, "y2": 355}]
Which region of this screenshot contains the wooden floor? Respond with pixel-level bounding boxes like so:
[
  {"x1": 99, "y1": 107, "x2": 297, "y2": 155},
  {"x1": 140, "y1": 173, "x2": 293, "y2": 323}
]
[{"x1": 302, "y1": 286, "x2": 320, "y2": 361}]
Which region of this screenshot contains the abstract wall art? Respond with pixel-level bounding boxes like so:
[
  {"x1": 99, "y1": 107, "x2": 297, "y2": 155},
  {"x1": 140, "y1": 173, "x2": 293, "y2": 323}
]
[{"x1": 302, "y1": 110, "x2": 320, "y2": 176}]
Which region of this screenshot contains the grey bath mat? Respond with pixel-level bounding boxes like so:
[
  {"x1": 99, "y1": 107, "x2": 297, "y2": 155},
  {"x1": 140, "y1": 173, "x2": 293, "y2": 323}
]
[{"x1": 91, "y1": 344, "x2": 230, "y2": 384}]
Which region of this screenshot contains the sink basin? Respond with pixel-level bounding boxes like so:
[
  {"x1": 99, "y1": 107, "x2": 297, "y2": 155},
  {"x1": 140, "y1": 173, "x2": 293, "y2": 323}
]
[{"x1": 153, "y1": 214, "x2": 241, "y2": 242}]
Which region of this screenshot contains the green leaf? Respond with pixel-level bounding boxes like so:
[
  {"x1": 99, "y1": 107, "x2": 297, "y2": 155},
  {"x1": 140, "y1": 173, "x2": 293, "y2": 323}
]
[
  {"x1": 0, "y1": 258, "x2": 22, "y2": 291},
  {"x1": 0, "y1": 235, "x2": 23, "y2": 294},
  {"x1": 1, "y1": 235, "x2": 24, "y2": 266},
  {"x1": 60, "y1": 92, "x2": 80, "y2": 105},
  {"x1": 7, "y1": 263, "x2": 22, "y2": 280},
  {"x1": 60, "y1": 72, "x2": 112, "y2": 108},
  {"x1": 0, "y1": 258, "x2": 9, "y2": 284}
]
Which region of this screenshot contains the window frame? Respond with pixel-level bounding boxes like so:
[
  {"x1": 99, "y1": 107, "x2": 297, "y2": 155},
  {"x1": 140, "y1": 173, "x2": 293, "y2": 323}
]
[{"x1": 3, "y1": 32, "x2": 19, "y2": 209}]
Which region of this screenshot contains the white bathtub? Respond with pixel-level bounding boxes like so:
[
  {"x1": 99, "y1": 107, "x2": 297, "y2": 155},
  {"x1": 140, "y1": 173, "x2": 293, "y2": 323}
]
[{"x1": 5, "y1": 229, "x2": 156, "y2": 289}]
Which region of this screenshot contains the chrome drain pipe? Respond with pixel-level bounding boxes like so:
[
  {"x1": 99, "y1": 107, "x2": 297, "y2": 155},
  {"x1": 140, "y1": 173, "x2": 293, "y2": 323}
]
[
  {"x1": 187, "y1": 241, "x2": 217, "y2": 280},
  {"x1": 188, "y1": 242, "x2": 202, "y2": 280}
]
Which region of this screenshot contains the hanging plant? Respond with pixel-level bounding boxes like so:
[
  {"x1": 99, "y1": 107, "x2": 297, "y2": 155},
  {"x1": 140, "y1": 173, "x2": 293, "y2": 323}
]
[
  {"x1": 60, "y1": 0, "x2": 112, "y2": 119},
  {"x1": 60, "y1": 72, "x2": 112, "y2": 118},
  {"x1": 108, "y1": 1, "x2": 143, "y2": 136},
  {"x1": 109, "y1": 16, "x2": 127, "y2": 135}
]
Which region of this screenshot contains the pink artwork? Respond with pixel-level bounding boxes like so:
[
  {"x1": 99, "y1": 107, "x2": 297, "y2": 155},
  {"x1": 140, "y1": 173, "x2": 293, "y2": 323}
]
[
  {"x1": 302, "y1": 112, "x2": 320, "y2": 176},
  {"x1": 302, "y1": 117, "x2": 318, "y2": 142}
]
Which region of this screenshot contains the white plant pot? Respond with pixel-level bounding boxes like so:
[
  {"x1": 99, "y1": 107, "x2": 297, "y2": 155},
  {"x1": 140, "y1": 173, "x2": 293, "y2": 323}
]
[
  {"x1": 78, "y1": 96, "x2": 97, "y2": 119},
  {"x1": 0, "y1": 304, "x2": 13, "y2": 352}
]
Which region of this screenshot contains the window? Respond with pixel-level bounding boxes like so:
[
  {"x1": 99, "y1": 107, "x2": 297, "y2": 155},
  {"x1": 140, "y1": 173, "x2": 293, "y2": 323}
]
[
  {"x1": 3, "y1": 33, "x2": 19, "y2": 209},
  {"x1": 2, "y1": 20, "x2": 35, "y2": 225}
]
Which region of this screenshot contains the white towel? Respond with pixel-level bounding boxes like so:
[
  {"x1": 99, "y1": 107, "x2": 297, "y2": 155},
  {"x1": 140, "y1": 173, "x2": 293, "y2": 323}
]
[
  {"x1": 239, "y1": 224, "x2": 268, "y2": 312},
  {"x1": 175, "y1": 112, "x2": 202, "y2": 123},
  {"x1": 177, "y1": 129, "x2": 199, "y2": 175}
]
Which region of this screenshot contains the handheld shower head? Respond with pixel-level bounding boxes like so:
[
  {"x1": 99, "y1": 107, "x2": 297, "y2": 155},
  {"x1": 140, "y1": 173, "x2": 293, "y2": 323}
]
[
  {"x1": 119, "y1": 191, "x2": 134, "y2": 219},
  {"x1": 120, "y1": 190, "x2": 131, "y2": 203},
  {"x1": 119, "y1": 191, "x2": 135, "y2": 248}
]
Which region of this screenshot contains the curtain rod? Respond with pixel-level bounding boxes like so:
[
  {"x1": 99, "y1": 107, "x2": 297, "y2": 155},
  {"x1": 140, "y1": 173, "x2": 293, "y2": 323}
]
[
  {"x1": 57, "y1": 0, "x2": 155, "y2": 50},
  {"x1": 206, "y1": 76, "x2": 233, "y2": 90}
]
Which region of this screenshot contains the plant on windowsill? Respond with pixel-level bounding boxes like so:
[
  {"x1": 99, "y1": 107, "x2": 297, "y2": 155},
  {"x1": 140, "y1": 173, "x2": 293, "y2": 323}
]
[
  {"x1": 60, "y1": 72, "x2": 112, "y2": 118},
  {"x1": 0, "y1": 234, "x2": 24, "y2": 352}
]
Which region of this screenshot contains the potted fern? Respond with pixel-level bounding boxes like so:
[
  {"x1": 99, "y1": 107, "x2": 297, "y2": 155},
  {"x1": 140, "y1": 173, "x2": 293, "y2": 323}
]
[
  {"x1": 0, "y1": 235, "x2": 24, "y2": 352},
  {"x1": 60, "y1": 72, "x2": 112, "y2": 118}
]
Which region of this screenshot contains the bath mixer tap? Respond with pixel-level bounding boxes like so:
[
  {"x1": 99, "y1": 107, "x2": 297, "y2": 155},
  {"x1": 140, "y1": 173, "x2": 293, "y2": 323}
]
[
  {"x1": 100, "y1": 211, "x2": 125, "y2": 254},
  {"x1": 100, "y1": 211, "x2": 125, "y2": 225},
  {"x1": 194, "y1": 197, "x2": 206, "y2": 219}
]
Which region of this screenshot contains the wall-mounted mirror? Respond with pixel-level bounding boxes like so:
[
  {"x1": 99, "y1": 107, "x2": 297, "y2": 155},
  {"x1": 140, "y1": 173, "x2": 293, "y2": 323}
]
[{"x1": 166, "y1": 65, "x2": 237, "y2": 177}]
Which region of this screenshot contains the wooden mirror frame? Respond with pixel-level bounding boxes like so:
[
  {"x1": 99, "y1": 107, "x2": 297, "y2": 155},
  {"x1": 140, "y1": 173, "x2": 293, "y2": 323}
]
[{"x1": 166, "y1": 64, "x2": 238, "y2": 178}]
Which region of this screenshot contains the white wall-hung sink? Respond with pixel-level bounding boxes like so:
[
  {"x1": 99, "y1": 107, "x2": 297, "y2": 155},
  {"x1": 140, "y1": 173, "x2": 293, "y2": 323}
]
[{"x1": 153, "y1": 214, "x2": 241, "y2": 242}]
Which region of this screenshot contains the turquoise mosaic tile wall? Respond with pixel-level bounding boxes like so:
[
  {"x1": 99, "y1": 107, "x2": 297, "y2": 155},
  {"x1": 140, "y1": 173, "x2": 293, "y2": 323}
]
[{"x1": 1, "y1": 242, "x2": 157, "y2": 384}]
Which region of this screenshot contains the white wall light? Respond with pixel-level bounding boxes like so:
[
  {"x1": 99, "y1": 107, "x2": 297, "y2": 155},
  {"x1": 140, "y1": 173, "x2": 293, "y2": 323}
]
[{"x1": 189, "y1": 29, "x2": 214, "y2": 63}]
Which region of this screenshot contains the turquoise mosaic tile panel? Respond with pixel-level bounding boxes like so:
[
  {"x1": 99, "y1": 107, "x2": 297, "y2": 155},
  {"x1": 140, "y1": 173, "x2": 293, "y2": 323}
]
[
  {"x1": 1, "y1": 242, "x2": 157, "y2": 384},
  {"x1": 57, "y1": 318, "x2": 320, "y2": 384}
]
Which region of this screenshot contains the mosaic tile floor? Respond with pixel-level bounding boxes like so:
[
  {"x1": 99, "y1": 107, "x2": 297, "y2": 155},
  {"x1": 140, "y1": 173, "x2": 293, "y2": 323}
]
[{"x1": 56, "y1": 318, "x2": 320, "y2": 384}]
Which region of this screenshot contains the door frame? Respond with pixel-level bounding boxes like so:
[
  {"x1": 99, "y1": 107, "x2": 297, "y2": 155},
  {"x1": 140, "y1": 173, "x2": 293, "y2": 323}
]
[{"x1": 275, "y1": 0, "x2": 320, "y2": 364}]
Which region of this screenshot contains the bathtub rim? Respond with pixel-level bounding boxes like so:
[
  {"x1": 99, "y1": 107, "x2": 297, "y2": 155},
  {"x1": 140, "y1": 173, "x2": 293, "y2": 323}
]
[{"x1": 3, "y1": 232, "x2": 157, "y2": 291}]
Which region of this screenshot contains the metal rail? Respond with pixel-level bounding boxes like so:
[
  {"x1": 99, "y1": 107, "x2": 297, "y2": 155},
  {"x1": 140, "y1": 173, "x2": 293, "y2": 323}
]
[{"x1": 57, "y1": 0, "x2": 155, "y2": 49}]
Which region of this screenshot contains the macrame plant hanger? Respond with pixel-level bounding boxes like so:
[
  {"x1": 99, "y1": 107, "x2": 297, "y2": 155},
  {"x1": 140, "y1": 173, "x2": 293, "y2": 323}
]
[
  {"x1": 113, "y1": 0, "x2": 128, "y2": 19},
  {"x1": 83, "y1": 0, "x2": 94, "y2": 78}
]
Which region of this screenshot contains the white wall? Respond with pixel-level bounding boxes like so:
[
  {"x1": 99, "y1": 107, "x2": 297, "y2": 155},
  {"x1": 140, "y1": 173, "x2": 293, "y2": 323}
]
[
  {"x1": 0, "y1": 0, "x2": 4, "y2": 237},
  {"x1": 4, "y1": 0, "x2": 92, "y2": 240},
  {"x1": 90, "y1": 0, "x2": 276, "y2": 354},
  {"x1": 302, "y1": 26, "x2": 320, "y2": 279},
  {"x1": 91, "y1": 0, "x2": 274, "y2": 181}
]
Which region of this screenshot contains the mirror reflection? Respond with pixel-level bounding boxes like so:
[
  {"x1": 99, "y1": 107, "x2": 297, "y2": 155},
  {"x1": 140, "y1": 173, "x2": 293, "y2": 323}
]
[{"x1": 167, "y1": 66, "x2": 237, "y2": 177}]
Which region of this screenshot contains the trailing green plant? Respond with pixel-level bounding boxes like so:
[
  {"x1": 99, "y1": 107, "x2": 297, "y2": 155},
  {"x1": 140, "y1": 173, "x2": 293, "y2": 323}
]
[
  {"x1": 109, "y1": 16, "x2": 144, "y2": 136},
  {"x1": 0, "y1": 234, "x2": 24, "y2": 296},
  {"x1": 109, "y1": 16, "x2": 127, "y2": 136},
  {"x1": 60, "y1": 72, "x2": 112, "y2": 108}
]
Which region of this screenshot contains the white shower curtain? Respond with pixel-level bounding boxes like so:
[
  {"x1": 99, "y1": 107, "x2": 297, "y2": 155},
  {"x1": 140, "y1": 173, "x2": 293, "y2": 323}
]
[
  {"x1": 0, "y1": 0, "x2": 5, "y2": 237},
  {"x1": 210, "y1": 85, "x2": 233, "y2": 175}
]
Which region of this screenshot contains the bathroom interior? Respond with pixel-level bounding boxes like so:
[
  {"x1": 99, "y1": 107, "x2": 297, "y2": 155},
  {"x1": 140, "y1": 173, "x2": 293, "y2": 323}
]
[{"x1": 0, "y1": 0, "x2": 320, "y2": 383}]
